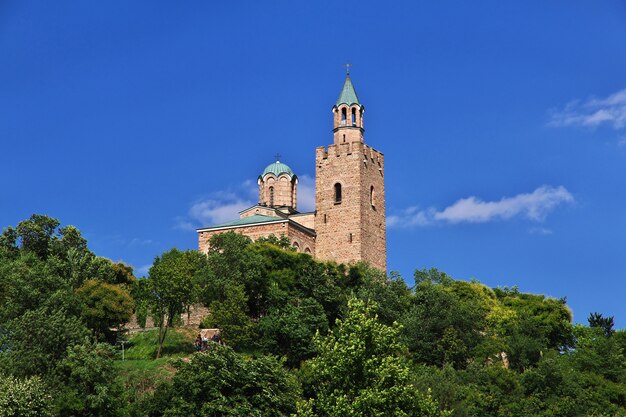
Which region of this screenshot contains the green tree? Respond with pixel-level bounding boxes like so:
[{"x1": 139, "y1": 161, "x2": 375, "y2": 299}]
[
  {"x1": 411, "y1": 362, "x2": 522, "y2": 417},
  {"x1": 402, "y1": 278, "x2": 486, "y2": 368},
  {"x1": 504, "y1": 347, "x2": 626, "y2": 417},
  {"x1": 52, "y1": 342, "x2": 127, "y2": 417},
  {"x1": 13, "y1": 214, "x2": 61, "y2": 259},
  {"x1": 197, "y1": 232, "x2": 267, "y2": 318},
  {"x1": 147, "y1": 344, "x2": 300, "y2": 417},
  {"x1": 0, "y1": 307, "x2": 90, "y2": 377},
  {"x1": 494, "y1": 289, "x2": 573, "y2": 371},
  {"x1": 256, "y1": 233, "x2": 295, "y2": 250},
  {"x1": 353, "y1": 263, "x2": 412, "y2": 326},
  {"x1": 147, "y1": 248, "x2": 204, "y2": 358},
  {"x1": 258, "y1": 297, "x2": 329, "y2": 366},
  {"x1": 203, "y1": 284, "x2": 256, "y2": 348},
  {"x1": 0, "y1": 216, "x2": 132, "y2": 415},
  {"x1": 0, "y1": 251, "x2": 76, "y2": 321},
  {"x1": 570, "y1": 324, "x2": 626, "y2": 383},
  {"x1": 76, "y1": 279, "x2": 134, "y2": 341},
  {"x1": 588, "y1": 312, "x2": 615, "y2": 337},
  {"x1": 298, "y1": 298, "x2": 447, "y2": 417},
  {"x1": 414, "y1": 268, "x2": 455, "y2": 286},
  {"x1": 0, "y1": 374, "x2": 53, "y2": 417},
  {"x1": 131, "y1": 277, "x2": 151, "y2": 328}
]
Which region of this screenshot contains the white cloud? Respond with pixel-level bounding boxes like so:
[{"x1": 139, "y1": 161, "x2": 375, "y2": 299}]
[
  {"x1": 174, "y1": 183, "x2": 256, "y2": 231},
  {"x1": 298, "y1": 175, "x2": 316, "y2": 212},
  {"x1": 388, "y1": 206, "x2": 435, "y2": 228},
  {"x1": 434, "y1": 185, "x2": 574, "y2": 223},
  {"x1": 188, "y1": 193, "x2": 254, "y2": 226},
  {"x1": 389, "y1": 185, "x2": 574, "y2": 229},
  {"x1": 529, "y1": 227, "x2": 553, "y2": 235},
  {"x1": 173, "y1": 217, "x2": 197, "y2": 232},
  {"x1": 102, "y1": 234, "x2": 156, "y2": 247},
  {"x1": 176, "y1": 175, "x2": 317, "y2": 231},
  {"x1": 549, "y1": 88, "x2": 626, "y2": 130},
  {"x1": 128, "y1": 237, "x2": 154, "y2": 246}
]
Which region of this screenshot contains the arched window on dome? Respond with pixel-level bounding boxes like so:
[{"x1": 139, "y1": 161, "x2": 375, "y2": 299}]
[
  {"x1": 341, "y1": 108, "x2": 347, "y2": 126},
  {"x1": 269, "y1": 186, "x2": 274, "y2": 207},
  {"x1": 334, "y1": 183, "x2": 342, "y2": 204}
]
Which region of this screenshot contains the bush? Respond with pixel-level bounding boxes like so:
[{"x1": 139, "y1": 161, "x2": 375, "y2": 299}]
[
  {"x1": 0, "y1": 374, "x2": 53, "y2": 417},
  {"x1": 147, "y1": 344, "x2": 300, "y2": 417}
]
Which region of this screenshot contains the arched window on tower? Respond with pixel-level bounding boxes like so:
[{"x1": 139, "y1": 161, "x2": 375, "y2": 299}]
[
  {"x1": 370, "y1": 185, "x2": 375, "y2": 208},
  {"x1": 341, "y1": 108, "x2": 347, "y2": 126},
  {"x1": 351, "y1": 108, "x2": 356, "y2": 126},
  {"x1": 269, "y1": 186, "x2": 274, "y2": 207},
  {"x1": 334, "y1": 183, "x2": 342, "y2": 204}
]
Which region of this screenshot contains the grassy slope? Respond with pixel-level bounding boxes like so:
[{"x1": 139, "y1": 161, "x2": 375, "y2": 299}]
[
  {"x1": 115, "y1": 327, "x2": 197, "y2": 402},
  {"x1": 122, "y1": 327, "x2": 196, "y2": 360}
]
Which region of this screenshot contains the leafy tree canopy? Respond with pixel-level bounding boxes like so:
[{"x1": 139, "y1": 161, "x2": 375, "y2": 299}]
[
  {"x1": 147, "y1": 344, "x2": 300, "y2": 417},
  {"x1": 298, "y1": 297, "x2": 448, "y2": 417}
]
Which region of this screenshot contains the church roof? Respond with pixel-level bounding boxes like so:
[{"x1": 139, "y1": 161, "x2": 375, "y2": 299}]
[
  {"x1": 335, "y1": 74, "x2": 361, "y2": 107},
  {"x1": 207, "y1": 215, "x2": 285, "y2": 229},
  {"x1": 196, "y1": 213, "x2": 315, "y2": 236},
  {"x1": 261, "y1": 161, "x2": 294, "y2": 178}
]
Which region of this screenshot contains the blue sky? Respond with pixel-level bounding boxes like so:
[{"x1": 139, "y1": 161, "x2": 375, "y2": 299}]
[{"x1": 1, "y1": 1, "x2": 625, "y2": 325}]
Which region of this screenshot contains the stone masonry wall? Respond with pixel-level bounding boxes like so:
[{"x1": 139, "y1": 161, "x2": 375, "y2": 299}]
[
  {"x1": 198, "y1": 220, "x2": 315, "y2": 256},
  {"x1": 199, "y1": 221, "x2": 289, "y2": 254},
  {"x1": 289, "y1": 212, "x2": 315, "y2": 229},
  {"x1": 333, "y1": 104, "x2": 364, "y2": 145},
  {"x1": 314, "y1": 140, "x2": 386, "y2": 271},
  {"x1": 259, "y1": 174, "x2": 296, "y2": 209},
  {"x1": 315, "y1": 141, "x2": 364, "y2": 266},
  {"x1": 127, "y1": 304, "x2": 209, "y2": 331},
  {"x1": 359, "y1": 146, "x2": 386, "y2": 271},
  {"x1": 286, "y1": 222, "x2": 315, "y2": 255}
]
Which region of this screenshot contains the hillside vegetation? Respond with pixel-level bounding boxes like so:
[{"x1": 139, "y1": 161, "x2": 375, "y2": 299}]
[{"x1": 1, "y1": 215, "x2": 625, "y2": 416}]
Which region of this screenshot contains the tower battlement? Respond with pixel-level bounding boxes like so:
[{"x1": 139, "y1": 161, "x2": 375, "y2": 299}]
[{"x1": 315, "y1": 142, "x2": 384, "y2": 165}]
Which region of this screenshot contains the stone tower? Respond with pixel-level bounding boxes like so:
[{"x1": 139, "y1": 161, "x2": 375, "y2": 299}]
[
  {"x1": 258, "y1": 160, "x2": 297, "y2": 210},
  {"x1": 314, "y1": 72, "x2": 386, "y2": 270}
]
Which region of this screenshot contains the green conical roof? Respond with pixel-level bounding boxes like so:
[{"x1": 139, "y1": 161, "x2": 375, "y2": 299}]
[
  {"x1": 261, "y1": 161, "x2": 294, "y2": 178},
  {"x1": 335, "y1": 74, "x2": 361, "y2": 107}
]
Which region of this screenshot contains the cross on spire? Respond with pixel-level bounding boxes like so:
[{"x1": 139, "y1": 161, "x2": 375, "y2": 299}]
[
  {"x1": 274, "y1": 153, "x2": 281, "y2": 162},
  {"x1": 344, "y1": 63, "x2": 352, "y2": 75}
]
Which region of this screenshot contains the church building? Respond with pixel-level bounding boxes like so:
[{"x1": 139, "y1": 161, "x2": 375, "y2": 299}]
[{"x1": 197, "y1": 73, "x2": 386, "y2": 270}]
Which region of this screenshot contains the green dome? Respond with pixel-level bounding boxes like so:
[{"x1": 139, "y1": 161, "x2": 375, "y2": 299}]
[{"x1": 261, "y1": 161, "x2": 294, "y2": 178}]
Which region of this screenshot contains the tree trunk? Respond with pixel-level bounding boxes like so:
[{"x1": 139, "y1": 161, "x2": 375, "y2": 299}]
[{"x1": 156, "y1": 313, "x2": 168, "y2": 359}]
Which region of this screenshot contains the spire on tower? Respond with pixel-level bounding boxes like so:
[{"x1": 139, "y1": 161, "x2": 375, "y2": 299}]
[{"x1": 335, "y1": 70, "x2": 361, "y2": 107}]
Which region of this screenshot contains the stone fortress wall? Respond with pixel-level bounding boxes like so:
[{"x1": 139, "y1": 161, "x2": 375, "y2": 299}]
[{"x1": 314, "y1": 141, "x2": 386, "y2": 271}]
